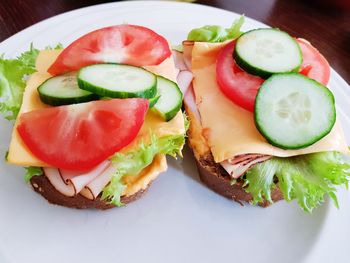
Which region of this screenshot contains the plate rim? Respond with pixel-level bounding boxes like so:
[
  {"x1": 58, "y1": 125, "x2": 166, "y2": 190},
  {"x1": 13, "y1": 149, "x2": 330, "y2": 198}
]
[{"x1": 0, "y1": 2, "x2": 349, "y2": 263}]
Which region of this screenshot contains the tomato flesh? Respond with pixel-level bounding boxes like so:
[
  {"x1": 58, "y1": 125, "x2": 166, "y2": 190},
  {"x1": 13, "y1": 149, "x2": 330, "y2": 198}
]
[
  {"x1": 297, "y1": 38, "x2": 330, "y2": 85},
  {"x1": 216, "y1": 41, "x2": 263, "y2": 112},
  {"x1": 17, "y1": 98, "x2": 149, "y2": 171},
  {"x1": 216, "y1": 39, "x2": 330, "y2": 112},
  {"x1": 48, "y1": 25, "x2": 171, "y2": 75}
]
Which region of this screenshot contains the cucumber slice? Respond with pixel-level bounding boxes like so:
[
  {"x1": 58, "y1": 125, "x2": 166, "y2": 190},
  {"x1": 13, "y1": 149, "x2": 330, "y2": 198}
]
[
  {"x1": 98, "y1": 95, "x2": 160, "y2": 108},
  {"x1": 234, "y1": 28, "x2": 302, "y2": 79},
  {"x1": 78, "y1": 64, "x2": 157, "y2": 99},
  {"x1": 255, "y1": 73, "x2": 336, "y2": 149},
  {"x1": 38, "y1": 73, "x2": 98, "y2": 106},
  {"x1": 153, "y1": 76, "x2": 183, "y2": 121},
  {"x1": 149, "y1": 95, "x2": 161, "y2": 108}
]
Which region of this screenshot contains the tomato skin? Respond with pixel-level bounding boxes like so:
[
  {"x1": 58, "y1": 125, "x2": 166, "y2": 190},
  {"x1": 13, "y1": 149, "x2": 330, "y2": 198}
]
[
  {"x1": 297, "y1": 38, "x2": 330, "y2": 85},
  {"x1": 216, "y1": 39, "x2": 330, "y2": 112},
  {"x1": 216, "y1": 41, "x2": 263, "y2": 112},
  {"x1": 17, "y1": 98, "x2": 149, "y2": 171},
  {"x1": 48, "y1": 25, "x2": 171, "y2": 75}
]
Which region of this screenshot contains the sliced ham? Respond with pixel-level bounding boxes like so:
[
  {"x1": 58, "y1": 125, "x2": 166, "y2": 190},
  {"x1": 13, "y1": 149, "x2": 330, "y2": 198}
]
[
  {"x1": 43, "y1": 167, "x2": 76, "y2": 197},
  {"x1": 227, "y1": 154, "x2": 258, "y2": 165},
  {"x1": 177, "y1": 40, "x2": 201, "y2": 121},
  {"x1": 177, "y1": 70, "x2": 193, "y2": 94},
  {"x1": 182, "y1": 40, "x2": 194, "y2": 70},
  {"x1": 173, "y1": 42, "x2": 199, "y2": 121},
  {"x1": 172, "y1": 50, "x2": 187, "y2": 71},
  {"x1": 43, "y1": 161, "x2": 111, "y2": 197},
  {"x1": 184, "y1": 84, "x2": 201, "y2": 122},
  {"x1": 80, "y1": 164, "x2": 117, "y2": 200},
  {"x1": 221, "y1": 155, "x2": 272, "y2": 179},
  {"x1": 173, "y1": 46, "x2": 193, "y2": 95},
  {"x1": 60, "y1": 160, "x2": 110, "y2": 194}
]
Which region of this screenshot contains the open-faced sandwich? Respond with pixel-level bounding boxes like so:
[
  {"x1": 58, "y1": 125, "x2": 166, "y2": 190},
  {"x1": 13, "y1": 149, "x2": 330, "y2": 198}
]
[
  {"x1": 176, "y1": 17, "x2": 350, "y2": 212},
  {"x1": 0, "y1": 25, "x2": 187, "y2": 209}
]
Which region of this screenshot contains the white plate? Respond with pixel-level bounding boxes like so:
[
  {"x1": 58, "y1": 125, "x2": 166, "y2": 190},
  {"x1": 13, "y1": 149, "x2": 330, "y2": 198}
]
[{"x1": 0, "y1": 1, "x2": 349, "y2": 263}]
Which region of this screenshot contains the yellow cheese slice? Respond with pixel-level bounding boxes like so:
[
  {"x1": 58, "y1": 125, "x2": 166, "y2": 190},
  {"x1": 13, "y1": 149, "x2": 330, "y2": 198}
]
[
  {"x1": 6, "y1": 50, "x2": 59, "y2": 166},
  {"x1": 191, "y1": 42, "x2": 349, "y2": 163},
  {"x1": 8, "y1": 50, "x2": 185, "y2": 166}
]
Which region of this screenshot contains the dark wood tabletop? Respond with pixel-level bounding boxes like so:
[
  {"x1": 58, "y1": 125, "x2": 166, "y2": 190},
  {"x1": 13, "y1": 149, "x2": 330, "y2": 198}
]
[{"x1": 0, "y1": 0, "x2": 349, "y2": 83}]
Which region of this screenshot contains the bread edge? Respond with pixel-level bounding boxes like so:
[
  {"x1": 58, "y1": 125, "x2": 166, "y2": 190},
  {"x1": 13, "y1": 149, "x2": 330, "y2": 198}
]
[
  {"x1": 30, "y1": 175, "x2": 150, "y2": 210},
  {"x1": 185, "y1": 105, "x2": 283, "y2": 207}
]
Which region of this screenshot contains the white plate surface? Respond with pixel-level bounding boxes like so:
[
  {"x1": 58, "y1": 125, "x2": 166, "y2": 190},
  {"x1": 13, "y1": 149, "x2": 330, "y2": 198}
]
[{"x1": 0, "y1": 1, "x2": 349, "y2": 263}]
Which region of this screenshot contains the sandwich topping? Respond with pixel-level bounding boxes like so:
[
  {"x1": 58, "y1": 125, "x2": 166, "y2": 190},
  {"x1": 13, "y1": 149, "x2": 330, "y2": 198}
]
[
  {"x1": 48, "y1": 25, "x2": 172, "y2": 75},
  {"x1": 17, "y1": 98, "x2": 149, "y2": 171},
  {"x1": 183, "y1": 17, "x2": 350, "y2": 211},
  {"x1": 188, "y1": 41, "x2": 347, "y2": 161},
  {"x1": 221, "y1": 154, "x2": 272, "y2": 179},
  {"x1": 216, "y1": 34, "x2": 330, "y2": 113},
  {"x1": 0, "y1": 25, "x2": 186, "y2": 206},
  {"x1": 1, "y1": 19, "x2": 349, "y2": 212}
]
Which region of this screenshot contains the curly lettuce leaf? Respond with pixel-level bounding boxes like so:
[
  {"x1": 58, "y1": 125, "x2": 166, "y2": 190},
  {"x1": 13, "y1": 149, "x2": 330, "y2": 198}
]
[
  {"x1": 0, "y1": 44, "x2": 63, "y2": 120},
  {"x1": 100, "y1": 171, "x2": 126, "y2": 207},
  {"x1": 183, "y1": 111, "x2": 190, "y2": 132},
  {"x1": 172, "y1": 44, "x2": 184, "y2": 52},
  {"x1": 101, "y1": 133, "x2": 186, "y2": 206},
  {"x1": 0, "y1": 45, "x2": 38, "y2": 120},
  {"x1": 187, "y1": 15, "x2": 245, "y2": 43},
  {"x1": 46, "y1": 43, "x2": 63, "y2": 50},
  {"x1": 24, "y1": 166, "x2": 43, "y2": 183},
  {"x1": 245, "y1": 151, "x2": 350, "y2": 212},
  {"x1": 243, "y1": 159, "x2": 279, "y2": 204},
  {"x1": 16, "y1": 44, "x2": 40, "y2": 69}
]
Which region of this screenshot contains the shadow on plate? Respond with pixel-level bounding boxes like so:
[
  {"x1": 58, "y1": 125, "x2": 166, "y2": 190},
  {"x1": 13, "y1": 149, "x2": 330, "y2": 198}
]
[
  {"x1": 167, "y1": 144, "x2": 202, "y2": 183},
  {"x1": 168, "y1": 143, "x2": 330, "y2": 263}
]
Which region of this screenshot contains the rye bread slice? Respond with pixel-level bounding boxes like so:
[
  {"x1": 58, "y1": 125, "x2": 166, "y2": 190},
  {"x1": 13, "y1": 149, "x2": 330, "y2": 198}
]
[
  {"x1": 185, "y1": 105, "x2": 283, "y2": 207},
  {"x1": 30, "y1": 175, "x2": 150, "y2": 210},
  {"x1": 195, "y1": 152, "x2": 283, "y2": 207}
]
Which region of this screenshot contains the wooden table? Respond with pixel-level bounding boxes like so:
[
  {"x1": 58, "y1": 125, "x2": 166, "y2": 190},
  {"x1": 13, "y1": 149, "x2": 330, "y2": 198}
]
[{"x1": 0, "y1": 0, "x2": 349, "y2": 83}]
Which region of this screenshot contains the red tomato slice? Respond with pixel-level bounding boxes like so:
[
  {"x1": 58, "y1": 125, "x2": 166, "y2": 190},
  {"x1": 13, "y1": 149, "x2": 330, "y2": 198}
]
[
  {"x1": 17, "y1": 98, "x2": 149, "y2": 171},
  {"x1": 297, "y1": 38, "x2": 330, "y2": 85},
  {"x1": 216, "y1": 41, "x2": 263, "y2": 112},
  {"x1": 48, "y1": 25, "x2": 171, "y2": 75},
  {"x1": 216, "y1": 39, "x2": 330, "y2": 112}
]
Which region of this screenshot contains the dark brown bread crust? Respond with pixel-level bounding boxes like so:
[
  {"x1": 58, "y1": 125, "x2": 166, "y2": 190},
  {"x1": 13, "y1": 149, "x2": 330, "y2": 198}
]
[
  {"x1": 185, "y1": 104, "x2": 283, "y2": 207},
  {"x1": 30, "y1": 175, "x2": 149, "y2": 210},
  {"x1": 195, "y1": 153, "x2": 283, "y2": 207}
]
